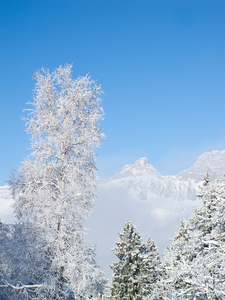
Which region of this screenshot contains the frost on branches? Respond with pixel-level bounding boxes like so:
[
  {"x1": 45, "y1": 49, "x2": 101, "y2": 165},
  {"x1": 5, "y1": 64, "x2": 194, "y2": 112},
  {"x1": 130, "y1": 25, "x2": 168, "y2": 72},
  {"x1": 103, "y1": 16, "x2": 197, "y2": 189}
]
[
  {"x1": 7, "y1": 64, "x2": 106, "y2": 299},
  {"x1": 109, "y1": 220, "x2": 162, "y2": 300},
  {"x1": 155, "y1": 175, "x2": 225, "y2": 299}
]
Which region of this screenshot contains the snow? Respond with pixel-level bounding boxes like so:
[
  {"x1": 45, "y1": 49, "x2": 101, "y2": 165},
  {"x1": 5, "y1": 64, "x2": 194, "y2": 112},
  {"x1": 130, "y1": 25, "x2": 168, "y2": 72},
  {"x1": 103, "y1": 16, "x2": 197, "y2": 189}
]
[
  {"x1": 86, "y1": 150, "x2": 225, "y2": 278},
  {"x1": 1, "y1": 149, "x2": 225, "y2": 279},
  {"x1": 178, "y1": 150, "x2": 225, "y2": 181}
]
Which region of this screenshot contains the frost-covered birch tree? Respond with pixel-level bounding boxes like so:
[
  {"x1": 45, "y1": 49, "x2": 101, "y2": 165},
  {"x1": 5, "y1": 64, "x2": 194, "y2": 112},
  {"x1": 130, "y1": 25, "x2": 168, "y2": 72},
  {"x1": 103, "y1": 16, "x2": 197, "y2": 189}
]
[{"x1": 9, "y1": 64, "x2": 105, "y2": 299}]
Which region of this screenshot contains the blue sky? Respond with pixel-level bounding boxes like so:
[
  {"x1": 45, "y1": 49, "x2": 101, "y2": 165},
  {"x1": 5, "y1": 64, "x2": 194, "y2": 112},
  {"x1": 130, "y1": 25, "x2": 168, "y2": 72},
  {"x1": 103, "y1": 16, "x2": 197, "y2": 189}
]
[{"x1": 1, "y1": 0, "x2": 225, "y2": 185}]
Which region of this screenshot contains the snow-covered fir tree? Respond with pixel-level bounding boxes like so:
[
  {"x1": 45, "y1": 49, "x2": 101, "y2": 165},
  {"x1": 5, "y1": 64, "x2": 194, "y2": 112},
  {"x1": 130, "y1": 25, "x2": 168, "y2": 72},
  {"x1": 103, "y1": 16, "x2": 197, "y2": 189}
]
[
  {"x1": 154, "y1": 220, "x2": 194, "y2": 299},
  {"x1": 110, "y1": 220, "x2": 144, "y2": 299},
  {"x1": 159, "y1": 176, "x2": 225, "y2": 299},
  {"x1": 187, "y1": 176, "x2": 225, "y2": 298},
  {"x1": 110, "y1": 220, "x2": 162, "y2": 300},
  {"x1": 8, "y1": 64, "x2": 106, "y2": 299},
  {"x1": 142, "y1": 237, "x2": 163, "y2": 297},
  {"x1": 197, "y1": 171, "x2": 210, "y2": 198}
]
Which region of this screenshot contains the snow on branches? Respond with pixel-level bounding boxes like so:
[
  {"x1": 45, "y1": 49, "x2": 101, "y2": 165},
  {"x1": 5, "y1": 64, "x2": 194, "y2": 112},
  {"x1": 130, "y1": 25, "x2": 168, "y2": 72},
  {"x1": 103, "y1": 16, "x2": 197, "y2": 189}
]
[
  {"x1": 110, "y1": 220, "x2": 162, "y2": 299},
  {"x1": 6, "y1": 64, "x2": 106, "y2": 299}
]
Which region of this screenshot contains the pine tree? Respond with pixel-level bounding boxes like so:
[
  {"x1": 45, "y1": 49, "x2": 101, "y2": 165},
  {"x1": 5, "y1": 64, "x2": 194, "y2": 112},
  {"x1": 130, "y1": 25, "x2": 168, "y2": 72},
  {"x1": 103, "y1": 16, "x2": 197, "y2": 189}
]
[
  {"x1": 160, "y1": 176, "x2": 225, "y2": 299},
  {"x1": 110, "y1": 220, "x2": 144, "y2": 299},
  {"x1": 9, "y1": 64, "x2": 105, "y2": 299},
  {"x1": 109, "y1": 221, "x2": 162, "y2": 299},
  {"x1": 159, "y1": 220, "x2": 194, "y2": 299},
  {"x1": 187, "y1": 176, "x2": 225, "y2": 298},
  {"x1": 197, "y1": 171, "x2": 210, "y2": 198},
  {"x1": 142, "y1": 237, "x2": 162, "y2": 297}
]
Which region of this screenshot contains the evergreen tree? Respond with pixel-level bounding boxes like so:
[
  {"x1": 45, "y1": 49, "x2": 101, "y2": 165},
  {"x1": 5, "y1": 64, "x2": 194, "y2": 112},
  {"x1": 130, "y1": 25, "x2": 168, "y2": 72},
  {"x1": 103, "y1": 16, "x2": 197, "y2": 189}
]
[
  {"x1": 110, "y1": 220, "x2": 162, "y2": 299},
  {"x1": 142, "y1": 237, "x2": 162, "y2": 297},
  {"x1": 158, "y1": 220, "x2": 194, "y2": 299},
  {"x1": 110, "y1": 220, "x2": 144, "y2": 299},
  {"x1": 197, "y1": 171, "x2": 210, "y2": 198},
  {"x1": 160, "y1": 176, "x2": 225, "y2": 299},
  {"x1": 187, "y1": 176, "x2": 225, "y2": 298}
]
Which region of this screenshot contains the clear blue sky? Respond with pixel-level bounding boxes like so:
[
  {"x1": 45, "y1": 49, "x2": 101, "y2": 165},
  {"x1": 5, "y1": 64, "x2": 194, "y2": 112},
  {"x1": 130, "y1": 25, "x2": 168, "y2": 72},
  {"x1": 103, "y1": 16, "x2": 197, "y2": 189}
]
[{"x1": 1, "y1": 0, "x2": 225, "y2": 185}]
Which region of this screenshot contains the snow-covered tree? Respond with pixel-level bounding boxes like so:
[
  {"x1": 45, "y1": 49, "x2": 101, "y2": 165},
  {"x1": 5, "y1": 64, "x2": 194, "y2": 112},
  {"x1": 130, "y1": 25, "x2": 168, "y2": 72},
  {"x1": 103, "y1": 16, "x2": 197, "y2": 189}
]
[
  {"x1": 197, "y1": 171, "x2": 210, "y2": 198},
  {"x1": 110, "y1": 220, "x2": 162, "y2": 299},
  {"x1": 0, "y1": 222, "x2": 47, "y2": 299},
  {"x1": 187, "y1": 176, "x2": 225, "y2": 298},
  {"x1": 110, "y1": 220, "x2": 145, "y2": 299},
  {"x1": 9, "y1": 64, "x2": 105, "y2": 298},
  {"x1": 74, "y1": 244, "x2": 107, "y2": 299},
  {"x1": 155, "y1": 220, "x2": 194, "y2": 299},
  {"x1": 159, "y1": 176, "x2": 225, "y2": 299},
  {"x1": 142, "y1": 237, "x2": 163, "y2": 297}
]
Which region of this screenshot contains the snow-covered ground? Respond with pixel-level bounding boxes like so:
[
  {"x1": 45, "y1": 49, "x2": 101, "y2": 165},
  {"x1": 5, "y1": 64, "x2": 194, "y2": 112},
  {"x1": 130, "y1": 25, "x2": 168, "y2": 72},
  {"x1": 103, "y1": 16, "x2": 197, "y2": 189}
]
[{"x1": 1, "y1": 149, "x2": 225, "y2": 278}]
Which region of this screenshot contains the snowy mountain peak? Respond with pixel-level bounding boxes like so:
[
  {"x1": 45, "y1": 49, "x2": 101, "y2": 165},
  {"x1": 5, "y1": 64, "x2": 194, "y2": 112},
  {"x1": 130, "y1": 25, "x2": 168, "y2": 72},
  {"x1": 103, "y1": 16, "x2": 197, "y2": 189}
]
[
  {"x1": 118, "y1": 157, "x2": 161, "y2": 178},
  {"x1": 133, "y1": 157, "x2": 149, "y2": 168},
  {"x1": 178, "y1": 150, "x2": 225, "y2": 182}
]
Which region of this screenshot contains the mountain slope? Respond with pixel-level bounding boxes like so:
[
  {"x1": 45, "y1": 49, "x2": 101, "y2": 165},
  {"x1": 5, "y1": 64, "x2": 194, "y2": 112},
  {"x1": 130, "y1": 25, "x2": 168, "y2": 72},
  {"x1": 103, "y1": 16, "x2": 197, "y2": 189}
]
[
  {"x1": 178, "y1": 150, "x2": 225, "y2": 181},
  {"x1": 106, "y1": 157, "x2": 198, "y2": 201}
]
